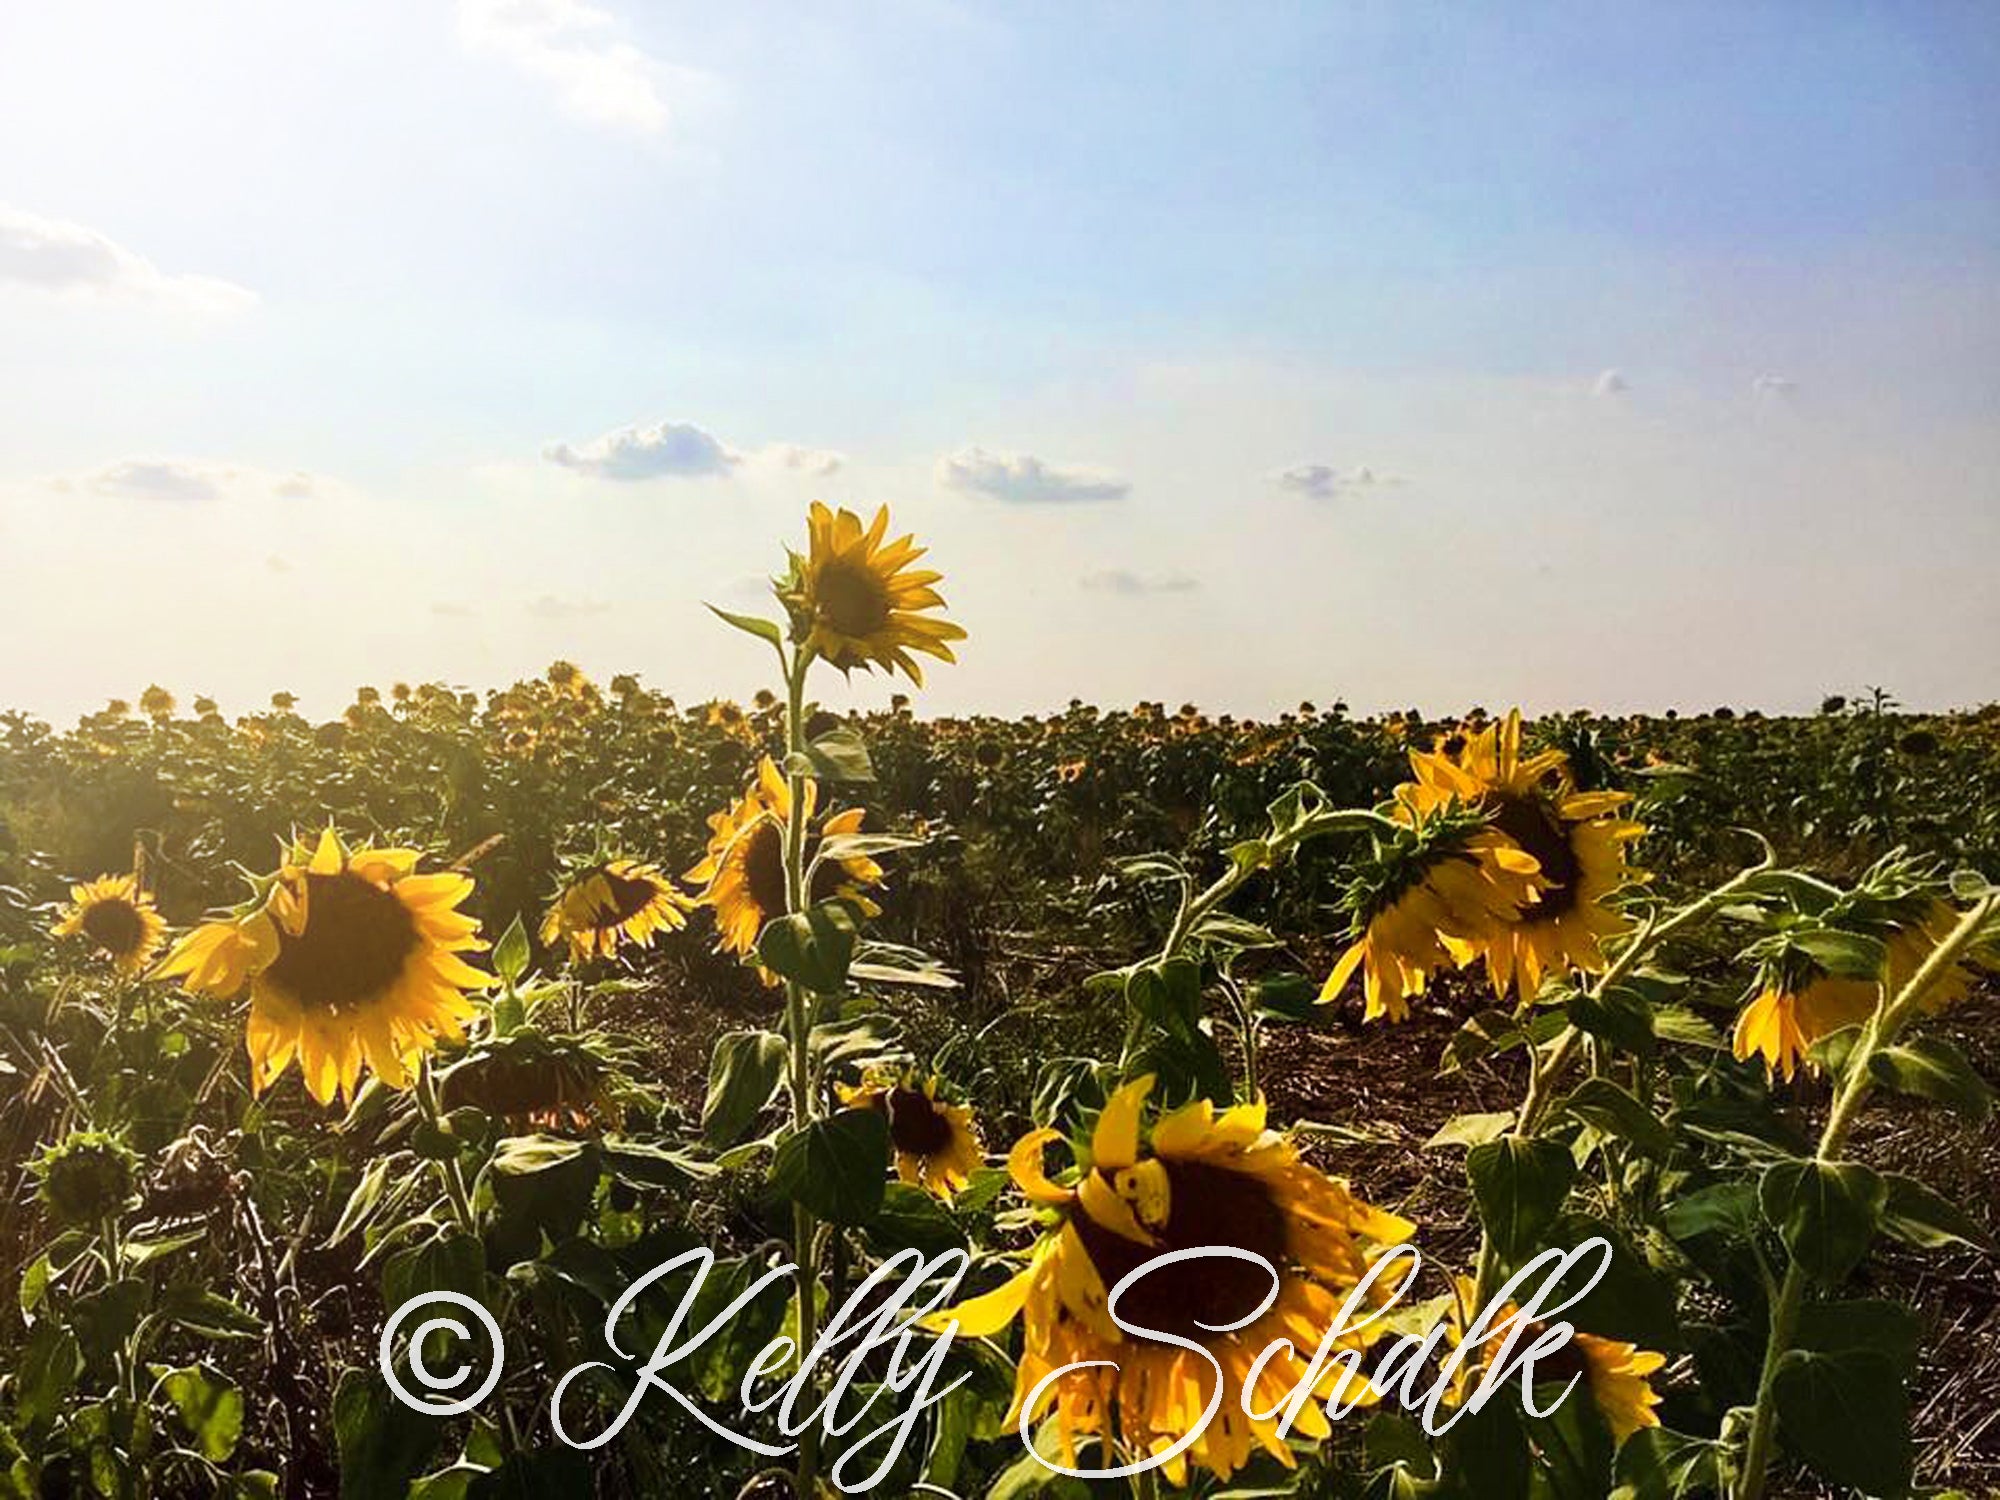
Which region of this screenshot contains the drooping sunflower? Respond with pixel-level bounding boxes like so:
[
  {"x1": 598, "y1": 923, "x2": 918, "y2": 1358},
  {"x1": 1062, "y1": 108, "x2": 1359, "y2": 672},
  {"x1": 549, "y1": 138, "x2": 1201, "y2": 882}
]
[
  {"x1": 52, "y1": 874, "x2": 166, "y2": 976},
  {"x1": 153, "y1": 829, "x2": 490, "y2": 1105},
  {"x1": 540, "y1": 858, "x2": 688, "y2": 963},
  {"x1": 780, "y1": 502, "x2": 966, "y2": 685},
  {"x1": 683, "y1": 756, "x2": 884, "y2": 975},
  {"x1": 1405, "y1": 710, "x2": 1647, "y2": 1003},
  {"x1": 1444, "y1": 1276, "x2": 1665, "y2": 1441},
  {"x1": 1321, "y1": 795, "x2": 1544, "y2": 1023},
  {"x1": 933, "y1": 1076, "x2": 1415, "y2": 1482},
  {"x1": 838, "y1": 1072, "x2": 983, "y2": 1198},
  {"x1": 1732, "y1": 900, "x2": 1976, "y2": 1081}
]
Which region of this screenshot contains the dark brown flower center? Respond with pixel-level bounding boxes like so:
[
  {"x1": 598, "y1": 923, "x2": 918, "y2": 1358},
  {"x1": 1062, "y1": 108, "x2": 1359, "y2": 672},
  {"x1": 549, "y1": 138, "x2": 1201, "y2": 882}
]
[
  {"x1": 596, "y1": 868, "x2": 660, "y2": 926},
  {"x1": 742, "y1": 823, "x2": 789, "y2": 918},
  {"x1": 884, "y1": 1088, "x2": 954, "y2": 1157},
  {"x1": 1072, "y1": 1159, "x2": 1290, "y2": 1344},
  {"x1": 80, "y1": 898, "x2": 146, "y2": 957},
  {"x1": 814, "y1": 559, "x2": 893, "y2": 638},
  {"x1": 263, "y1": 871, "x2": 420, "y2": 1014},
  {"x1": 1487, "y1": 793, "x2": 1581, "y2": 918}
]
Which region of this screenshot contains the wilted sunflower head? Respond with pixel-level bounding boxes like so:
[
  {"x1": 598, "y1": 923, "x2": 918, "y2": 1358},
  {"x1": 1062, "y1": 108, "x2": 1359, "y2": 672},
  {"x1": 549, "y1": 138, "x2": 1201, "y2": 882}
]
[
  {"x1": 32, "y1": 1130, "x2": 141, "y2": 1227},
  {"x1": 540, "y1": 858, "x2": 688, "y2": 964},
  {"x1": 683, "y1": 757, "x2": 885, "y2": 975},
  {"x1": 838, "y1": 1071, "x2": 983, "y2": 1199},
  {"x1": 153, "y1": 828, "x2": 491, "y2": 1105},
  {"x1": 932, "y1": 1075, "x2": 1414, "y2": 1482},
  {"x1": 438, "y1": 1030, "x2": 621, "y2": 1131},
  {"x1": 1321, "y1": 799, "x2": 1541, "y2": 1022},
  {"x1": 52, "y1": 874, "x2": 167, "y2": 976},
  {"x1": 779, "y1": 502, "x2": 966, "y2": 686}
]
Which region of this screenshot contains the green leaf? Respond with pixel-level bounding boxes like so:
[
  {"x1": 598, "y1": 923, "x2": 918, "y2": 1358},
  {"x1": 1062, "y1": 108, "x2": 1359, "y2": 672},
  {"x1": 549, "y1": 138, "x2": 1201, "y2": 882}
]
[
  {"x1": 1759, "y1": 1159, "x2": 1887, "y2": 1283},
  {"x1": 1566, "y1": 986, "x2": 1655, "y2": 1055},
  {"x1": 492, "y1": 915, "x2": 531, "y2": 987},
  {"x1": 1791, "y1": 928, "x2": 1888, "y2": 979},
  {"x1": 1795, "y1": 1299, "x2": 1922, "y2": 1380},
  {"x1": 1866, "y1": 1038, "x2": 1995, "y2": 1123},
  {"x1": 1609, "y1": 1428, "x2": 1721, "y2": 1500},
  {"x1": 1362, "y1": 1411, "x2": 1438, "y2": 1480},
  {"x1": 1125, "y1": 957, "x2": 1203, "y2": 1043},
  {"x1": 1467, "y1": 1137, "x2": 1577, "y2": 1262},
  {"x1": 867, "y1": 1182, "x2": 967, "y2": 1257},
  {"x1": 1550, "y1": 1212, "x2": 1682, "y2": 1350},
  {"x1": 15, "y1": 1322, "x2": 81, "y2": 1429},
  {"x1": 1426, "y1": 1111, "x2": 1518, "y2": 1150},
  {"x1": 804, "y1": 724, "x2": 875, "y2": 782},
  {"x1": 465, "y1": 1450, "x2": 595, "y2": 1499},
  {"x1": 1558, "y1": 1078, "x2": 1674, "y2": 1159},
  {"x1": 705, "y1": 602, "x2": 782, "y2": 646},
  {"x1": 769, "y1": 1109, "x2": 890, "y2": 1225},
  {"x1": 701, "y1": 1030, "x2": 789, "y2": 1147},
  {"x1": 383, "y1": 1231, "x2": 487, "y2": 1314},
  {"x1": 1660, "y1": 1180, "x2": 1759, "y2": 1242},
  {"x1": 334, "y1": 1366, "x2": 442, "y2": 1500},
  {"x1": 1877, "y1": 1172, "x2": 1995, "y2": 1251},
  {"x1": 600, "y1": 1138, "x2": 719, "y2": 1187},
  {"x1": 756, "y1": 902, "x2": 858, "y2": 993},
  {"x1": 1772, "y1": 1347, "x2": 1912, "y2": 1498},
  {"x1": 489, "y1": 1134, "x2": 589, "y2": 1176},
  {"x1": 156, "y1": 1285, "x2": 264, "y2": 1340},
  {"x1": 159, "y1": 1365, "x2": 244, "y2": 1462}
]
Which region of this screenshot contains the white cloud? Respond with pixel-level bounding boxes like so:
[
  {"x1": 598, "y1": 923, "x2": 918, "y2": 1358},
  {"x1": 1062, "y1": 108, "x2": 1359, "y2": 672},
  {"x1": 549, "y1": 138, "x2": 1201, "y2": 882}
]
[
  {"x1": 937, "y1": 445, "x2": 1130, "y2": 503},
  {"x1": 0, "y1": 206, "x2": 255, "y2": 314},
  {"x1": 1270, "y1": 463, "x2": 1407, "y2": 500},
  {"x1": 1752, "y1": 373, "x2": 1798, "y2": 398},
  {"x1": 525, "y1": 593, "x2": 609, "y2": 619},
  {"x1": 543, "y1": 420, "x2": 740, "y2": 480},
  {"x1": 25, "y1": 457, "x2": 340, "y2": 505},
  {"x1": 457, "y1": 0, "x2": 678, "y2": 137},
  {"x1": 1080, "y1": 568, "x2": 1199, "y2": 596},
  {"x1": 756, "y1": 442, "x2": 846, "y2": 478},
  {"x1": 1593, "y1": 368, "x2": 1630, "y2": 397}
]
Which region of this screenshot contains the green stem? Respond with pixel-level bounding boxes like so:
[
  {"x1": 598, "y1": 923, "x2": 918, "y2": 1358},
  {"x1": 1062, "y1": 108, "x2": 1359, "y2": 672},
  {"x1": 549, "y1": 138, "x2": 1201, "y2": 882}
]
[
  {"x1": 1733, "y1": 892, "x2": 1996, "y2": 1500},
  {"x1": 415, "y1": 1059, "x2": 477, "y2": 1237},
  {"x1": 779, "y1": 645, "x2": 823, "y2": 1496}
]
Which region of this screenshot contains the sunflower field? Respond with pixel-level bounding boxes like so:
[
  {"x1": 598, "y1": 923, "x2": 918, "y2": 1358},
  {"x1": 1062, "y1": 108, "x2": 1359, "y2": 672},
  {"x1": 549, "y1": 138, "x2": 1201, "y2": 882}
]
[{"x1": 2, "y1": 505, "x2": 1998, "y2": 1500}]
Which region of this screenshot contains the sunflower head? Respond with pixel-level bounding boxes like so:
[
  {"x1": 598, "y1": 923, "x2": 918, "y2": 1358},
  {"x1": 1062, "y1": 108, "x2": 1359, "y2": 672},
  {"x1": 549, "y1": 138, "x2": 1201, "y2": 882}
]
[
  {"x1": 933, "y1": 1075, "x2": 1414, "y2": 1481},
  {"x1": 438, "y1": 1030, "x2": 621, "y2": 1131},
  {"x1": 153, "y1": 828, "x2": 491, "y2": 1105},
  {"x1": 1445, "y1": 1276, "x2": 1665, "y2": 1441},
  {"x1": 1321, "y1": 799, "x2": 1541, "y2": 1022},
  {"x1": 32, "y1": 1130, "x2": 141, "y2": 1227},
  {"x1": 52, "y1": 874, "x2": 167, "y2": 976},
  {"x1": 540, "y1": 857, "x2": 688, "y2": 964},
  {"x1": 778, "y1": 502, "x2": 966, "y2": 685},
  {"x1": 838, "y1": 1071, "x2": 983, "y2": 1199},
  {"x1": 683, "y1": 757, "x2": 885, "y2": 976}
]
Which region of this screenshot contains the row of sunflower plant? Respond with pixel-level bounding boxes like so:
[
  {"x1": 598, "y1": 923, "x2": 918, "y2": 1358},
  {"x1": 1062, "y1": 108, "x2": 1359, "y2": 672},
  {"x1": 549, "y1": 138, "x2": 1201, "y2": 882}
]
[{"x1": 6, "y1": 500, "x2": 1997, "y2": 1500}]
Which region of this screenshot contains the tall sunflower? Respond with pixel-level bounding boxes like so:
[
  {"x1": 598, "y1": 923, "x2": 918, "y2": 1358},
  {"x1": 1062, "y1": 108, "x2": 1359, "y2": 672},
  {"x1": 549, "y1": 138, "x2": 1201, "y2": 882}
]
[
  {"x1": 153, "y1": 829, "x2": 490, "y2": 1105},
  {"x1": 1405, "y1": 711, "x2": 1646, "y2": 1003},
  {"x1": 780, "y1": 502, "x2": 966, "y2": 685},
  {"x1": 933, "y1": 1076, "x2": 1415, "y2": 1482},
  {"x1": 838, "y1": 1071, "x2": 983, "y2": 1198},
  {"x1": 540, "y1": 858, "x2": 688, "y2": 963},
  {"x1": 1321, "y1": 794, "x2": 1543, "y2": 1023},
  {"x1": 1444, "y1": 1276, "x2": 1665, "y2": 1441},
  {"x1": 52, "y1": 874, "x2": 166, "y2": 976},
  {"x1": 683, "y1": 756, "x2": 884, "y2": 975}
]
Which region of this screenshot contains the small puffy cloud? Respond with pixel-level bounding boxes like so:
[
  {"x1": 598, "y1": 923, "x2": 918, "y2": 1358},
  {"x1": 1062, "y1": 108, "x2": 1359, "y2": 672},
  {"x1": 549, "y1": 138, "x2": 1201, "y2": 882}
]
[
  {"x1": 543, "y1": 420, "x2": 740, "y2": 480},
  {"x1": 938, "y1": 446, "x2": 1130, "y2": 504},
  {"x1": 458, "y1": 0, "x2": 677, "y2": 137},
  {"x1": 0, "y1": 205, "x2": 255, "y2": 314},
  {"x1": 265, "y1": 555, "x2": 293, "y2": 574},
  {"x1": 756, "y1": 442, "x2": 846, "y2": 478},
  {"x1": 1270, "y1": 463, "x2": 1406, "y2": 500},
  {"x1": 1752, "y1": 373, "x2": 1798, "y2": 398},
  {"x1": 1593, "y1": 369, "x2": 1630, "y2": 397},
  {"x1": 1080, "y1": 568, "x2": 1198, "y2": 596},
  {"x1": 28, "y1": 457, "x2": 343, "y2": 505},
  {"x1": 525, "y1": 594, "x2": 610, "y2": 619}
]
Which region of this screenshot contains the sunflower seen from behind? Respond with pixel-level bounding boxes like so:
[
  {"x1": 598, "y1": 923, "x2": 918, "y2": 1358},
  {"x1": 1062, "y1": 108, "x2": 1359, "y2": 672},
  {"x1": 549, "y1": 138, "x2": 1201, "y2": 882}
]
[
  {"x1": 154, "y1": 828, "x2": 490, "y2": 1105},
  {"x1": 838, "y1": 1071, "x2": 983, "y2": 1198},
  {"x1": 683, "y1": 756, "x2": 885, "y2": 977},
  {"x1": 1405, "y1": 710, "x2": 1646, "y2": 1004},
  {"x1": 780, "y1": 502, "x2": 966, "y2": 685},
  {"x1": 541, "y1": 858, "x2": 688, "y2": 964},
  {"x1": 1443, "y1": 1276, "x2": 1665, "y2": 1441},
  {"x1": 52, "y1": 874, "x2": 166, "y2": 976},
  {"x1": 932, "y1": 1075, "x2": 1415, "y2": 1482}
]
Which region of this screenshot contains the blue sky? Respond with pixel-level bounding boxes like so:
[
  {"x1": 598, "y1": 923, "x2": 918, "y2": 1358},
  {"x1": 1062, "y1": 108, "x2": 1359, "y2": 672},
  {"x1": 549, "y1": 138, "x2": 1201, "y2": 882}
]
[{"x1": 3, "y1": 1, "x2": 1996, "y2": 721}]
